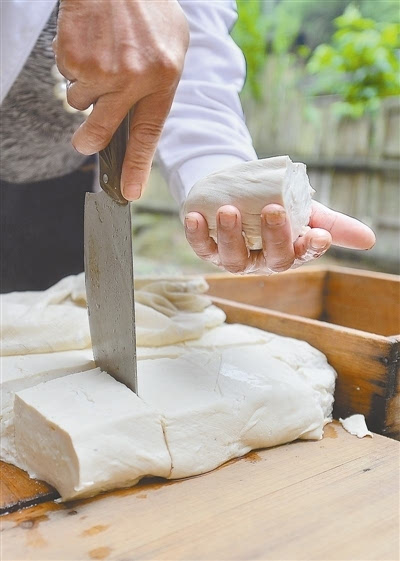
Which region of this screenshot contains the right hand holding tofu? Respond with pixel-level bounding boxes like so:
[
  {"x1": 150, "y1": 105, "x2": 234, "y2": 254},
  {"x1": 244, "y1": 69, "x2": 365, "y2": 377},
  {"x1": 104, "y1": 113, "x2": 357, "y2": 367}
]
[
  {"x1": 53, "y1": 0, "x2": 189, "y2": 201},
  {"x1": 185, "y1": 201, "x2": 376, "y2": 275}
]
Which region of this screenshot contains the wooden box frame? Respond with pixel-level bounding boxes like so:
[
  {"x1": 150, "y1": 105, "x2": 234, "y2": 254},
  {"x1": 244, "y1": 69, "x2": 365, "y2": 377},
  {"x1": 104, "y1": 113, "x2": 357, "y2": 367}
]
[{"x1": 206, "y1": 266, "x2": 400, "y2": 439}]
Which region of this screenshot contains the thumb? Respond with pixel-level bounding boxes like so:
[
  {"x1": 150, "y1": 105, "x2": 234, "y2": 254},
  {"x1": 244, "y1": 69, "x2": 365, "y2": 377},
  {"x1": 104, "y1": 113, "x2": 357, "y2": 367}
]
[
  {"x1": 310, "y1": 201, "x2": 376, "y2": 250},
  {"x1": 121, "y1": 92, "x2": 174, "y2": 201}
]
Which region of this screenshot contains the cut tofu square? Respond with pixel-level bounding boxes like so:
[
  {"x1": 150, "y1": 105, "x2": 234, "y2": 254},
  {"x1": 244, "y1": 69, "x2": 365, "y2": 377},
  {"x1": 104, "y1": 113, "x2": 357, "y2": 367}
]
[
  {"x1": 14, "y1": 369, "x2": 171, "y2": 500},
  {"x1": 1, "y1": 350, "x2": 95, "y2": 466}
]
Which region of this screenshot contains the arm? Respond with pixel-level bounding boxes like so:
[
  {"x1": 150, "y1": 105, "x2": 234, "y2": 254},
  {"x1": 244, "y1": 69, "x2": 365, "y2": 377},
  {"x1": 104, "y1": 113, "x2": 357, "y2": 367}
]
[
  {"x1": 160, "y1": 0, "x2": 375, "y2": 273},
  {"x1": 156, "y1": 0, "x2": 257, "y2": 206}
]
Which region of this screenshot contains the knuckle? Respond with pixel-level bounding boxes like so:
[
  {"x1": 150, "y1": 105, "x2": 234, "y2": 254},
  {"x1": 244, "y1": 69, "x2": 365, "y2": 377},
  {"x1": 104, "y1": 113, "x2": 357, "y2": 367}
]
[
  {"x1": 84, "y1": 120, "x2": 112, "y2": 149},
  {"x1": 157, "y1": 52, "x2": 182, "y2": 77},
  {"x1": 325, "y1": 213, "x2": 339, "y2": 232},
  {"x1": 201, "y1": 253, "x2": 216, "y2": 263},
  {"x1": 192, "y1": 242, "x2": 212, "y2": 258},
  {"x1": 269, "y1": 238, "x2": 290, "y2": 249},
  {"x1": 221, "y1": 261, "x2": 245, "y2": 274},
  {"x1": 62, "y1": 49, "x2": 85, "y2": 73},
  {"x1": 120, "y1": 58, "x2": 141, "y2": 79},
  {"x1": 66, "y1": 91, "x2": 85, "y2": 111},
  {"x1": 131, "y1": 122, "x2": 163, "y2": 148},
  {"x1": 226, "y1": 266, "x2": 244, "y2": 275},
  {"x1": 218, "y1": 238, "x2": 238, "y2": 251},
  {"x1": 268, "y1": 259, "x2": 293, "y2": 273},
  {"x1": 187, "y1": 240, "x2": 215, "y2": 263},
  {"x1": 197, "y1": 250, "x2": 215, "y2": 263}
]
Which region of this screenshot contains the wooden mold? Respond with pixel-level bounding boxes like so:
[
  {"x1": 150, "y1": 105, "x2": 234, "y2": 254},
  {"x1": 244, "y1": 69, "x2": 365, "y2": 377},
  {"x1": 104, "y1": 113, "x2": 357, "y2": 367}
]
[{"x1": 206, "y1": 266, "x2": 400, "y2": 439}]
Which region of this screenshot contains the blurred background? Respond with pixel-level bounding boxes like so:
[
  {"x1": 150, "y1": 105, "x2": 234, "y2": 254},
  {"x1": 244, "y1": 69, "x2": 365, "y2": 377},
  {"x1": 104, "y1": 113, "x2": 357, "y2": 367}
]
[{"x1": 133, "y1": 0, "x2": 400, "y2": 276}]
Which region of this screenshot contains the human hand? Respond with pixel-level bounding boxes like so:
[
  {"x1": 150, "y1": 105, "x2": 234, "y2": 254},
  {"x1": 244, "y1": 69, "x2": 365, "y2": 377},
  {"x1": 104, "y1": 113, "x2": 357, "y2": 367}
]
[
  {"x1": 53, "y1": 0, "x2": 189, "y2": 200},
  {"x1": 184, "y1": 201, "x2": 376, "y2": 274}
]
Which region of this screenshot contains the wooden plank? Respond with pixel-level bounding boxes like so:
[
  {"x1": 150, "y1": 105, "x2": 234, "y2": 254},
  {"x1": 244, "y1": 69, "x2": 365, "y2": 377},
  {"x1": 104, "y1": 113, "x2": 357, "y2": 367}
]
[
  {"x1": 210, "y1": 297, "x2": 398, "y2": 438},
  {"x1": 206, "y1": 267, "x2": 400, "y2": 438},
  {"x1": 206, "y1": 268, "x2": 326, "y2": 319},
  {"x1": 0, "y1": 462, "x2": 58, "y2": 515},
  {"x1": 324, "y1": 268, "x2": 400, "y2": 336},
  {"x1": 386, "y1": 337, "x2": 400, "y2": 438},
  {"x1": 384, "y1": 103, "x2": 400, "y2": 158},
  {"x1": 1, "y1": 423, "x2": 398, "y2": 561}
]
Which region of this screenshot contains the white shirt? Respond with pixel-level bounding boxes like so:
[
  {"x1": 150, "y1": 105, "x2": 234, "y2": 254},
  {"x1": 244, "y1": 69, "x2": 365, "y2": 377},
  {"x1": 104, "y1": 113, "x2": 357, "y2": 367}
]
[{"x1": 0, "y1": 0, "x2": 257, "y2": 206}]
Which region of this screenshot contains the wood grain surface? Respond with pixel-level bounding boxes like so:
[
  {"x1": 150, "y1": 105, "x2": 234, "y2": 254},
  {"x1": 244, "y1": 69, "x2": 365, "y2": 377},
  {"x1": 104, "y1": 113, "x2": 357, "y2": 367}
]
[
  {"x1": 1, "y1": 423, "x2": 398, "y2": 561},
  {"x1": 206, "y1": 268, "x2": 327, "y2": 319},
  {"x1": 0, "y1": 462, "x2": 58, "y2": 515},
  {"x1": 324, "y1": 268, "x2": 400, "y2": 336},
  {"x1": 206, "y1": 266, "x2": 400, "y2": 335}
]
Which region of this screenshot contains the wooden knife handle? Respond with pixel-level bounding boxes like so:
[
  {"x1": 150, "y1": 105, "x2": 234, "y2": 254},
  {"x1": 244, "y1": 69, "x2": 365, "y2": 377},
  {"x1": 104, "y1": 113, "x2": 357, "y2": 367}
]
[{"x1": 99, "y1": 114, "x2": 130, "y2": 205}]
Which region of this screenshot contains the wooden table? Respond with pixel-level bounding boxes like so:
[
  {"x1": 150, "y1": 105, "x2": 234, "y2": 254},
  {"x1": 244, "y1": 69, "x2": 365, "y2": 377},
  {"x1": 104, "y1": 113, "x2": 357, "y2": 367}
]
[{"x1": 1, "y1": 423, "x2": 399, "y2": 561}]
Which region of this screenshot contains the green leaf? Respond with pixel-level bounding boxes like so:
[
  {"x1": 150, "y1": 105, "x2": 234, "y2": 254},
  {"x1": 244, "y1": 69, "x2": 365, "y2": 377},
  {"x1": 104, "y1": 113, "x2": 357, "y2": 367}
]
[{"x1": 307, "y1": 3, "x2": 400, "y2": 117}]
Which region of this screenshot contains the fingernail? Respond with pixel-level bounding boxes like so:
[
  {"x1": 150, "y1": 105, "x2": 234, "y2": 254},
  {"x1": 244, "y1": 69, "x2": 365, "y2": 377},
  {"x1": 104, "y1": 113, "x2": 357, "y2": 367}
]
[
  {"x1": 185, "y1": 216, "x2": 198, "y2": 232},
  {"x1": 311, "y1": 239, "x2": 328, "y2": 251},
  {"x1": 265, "y1": 210, "x2": 286, "y2": 226},
  {"x1": 219, "y1": 212, "x2": 236, "y2": 229},
  {"x1": 123, "y1": 183, "x2": 142, "y2": 201}
]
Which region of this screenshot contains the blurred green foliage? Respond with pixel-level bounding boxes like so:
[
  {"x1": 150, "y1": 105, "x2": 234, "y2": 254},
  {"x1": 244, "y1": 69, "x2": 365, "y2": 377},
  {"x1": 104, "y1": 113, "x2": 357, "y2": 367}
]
[
  {"x1": 233, "y1": 0, "x2": 400, "y2": 115},
  {"x1": 307, "y1": 5, "x2": 400, "y2": 117},
  {"x1": 232, "y1": 0, "x2": 269, "y2": 98},
  {"x1": 270, "y1": 0, "x2": 400, "y2": 50}
]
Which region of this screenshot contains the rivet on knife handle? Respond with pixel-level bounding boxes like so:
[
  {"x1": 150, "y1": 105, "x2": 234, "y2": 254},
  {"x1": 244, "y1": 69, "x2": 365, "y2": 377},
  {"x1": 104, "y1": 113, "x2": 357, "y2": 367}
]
[{"x1": 99, "y1": 114, "x2": 130, "y2": 204}]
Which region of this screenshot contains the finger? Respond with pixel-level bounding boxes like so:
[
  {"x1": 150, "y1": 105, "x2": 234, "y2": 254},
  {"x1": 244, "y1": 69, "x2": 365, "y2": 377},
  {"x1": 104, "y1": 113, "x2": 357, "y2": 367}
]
[
  {"x1": 310, "y1": 201, "x2": 376, "y2": 250},
  {"x1": 216, "y1": 206, "x2": 249, "y2": 274},
  {"x1": 67, "y1": 81, "x2": 97, "y2": 111},
  {"x1": 261, "y1": 204, "x2": 295, "y2": 272},
  {"x1": 184, "y1": 212, "x2": 220, "y2": 265},
  {"x1": 294, "y1": 228, "x2": 332, "y2": 261},
  {"x1": 71, "y1": 93, "x2": 130, "y2": 155},
  {"x1": 121, "y1": 92, "x2": 175, "y2": 201}
]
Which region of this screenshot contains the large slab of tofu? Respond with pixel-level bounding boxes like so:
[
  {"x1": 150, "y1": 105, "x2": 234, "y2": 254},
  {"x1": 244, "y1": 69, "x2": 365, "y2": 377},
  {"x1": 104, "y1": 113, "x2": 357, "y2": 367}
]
[
  {"x1": 10, "y1": 327, "x2": 336, "y2": 500},
  {"x1": 1, "y1": 277, "x2": 336, "y2": 502}
]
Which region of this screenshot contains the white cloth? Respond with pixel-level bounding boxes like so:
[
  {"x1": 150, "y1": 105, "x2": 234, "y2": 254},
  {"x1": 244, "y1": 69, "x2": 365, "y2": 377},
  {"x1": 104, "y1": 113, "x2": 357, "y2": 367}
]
[
  {"x1": 0, "y1": 0, "x2": 256, "y2": 203},
  {"x1": 0, "y1": 274, "x2": 226, "y2": 355}
]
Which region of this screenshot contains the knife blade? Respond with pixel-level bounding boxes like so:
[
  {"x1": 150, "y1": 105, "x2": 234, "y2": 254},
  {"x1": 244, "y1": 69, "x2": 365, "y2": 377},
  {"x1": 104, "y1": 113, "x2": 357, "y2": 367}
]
[{"x1": 84, "y1": 114, "x2": 137, "y2": 393}]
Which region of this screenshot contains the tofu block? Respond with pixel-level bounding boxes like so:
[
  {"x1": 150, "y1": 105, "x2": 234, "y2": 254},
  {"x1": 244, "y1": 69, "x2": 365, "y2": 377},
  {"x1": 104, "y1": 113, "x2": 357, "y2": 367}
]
[
  {"x1": 14, "y1": 369, "x2": 171, "y2": 499},
  {"x1": 12, "y1": 326, "x2": 336, "y2": 501},
  {"x1": 139, "y1": 346, "x2": 335, "y2": 480},
  {"x1": 185, "y1": 323, "x2": 274, "y2": 348},
  {"x1": 1, "y1": 350, "x2": 94, "y2": 465},
  {"x1": 1, "y1": 350, "x2": 95, "y2": 412}
]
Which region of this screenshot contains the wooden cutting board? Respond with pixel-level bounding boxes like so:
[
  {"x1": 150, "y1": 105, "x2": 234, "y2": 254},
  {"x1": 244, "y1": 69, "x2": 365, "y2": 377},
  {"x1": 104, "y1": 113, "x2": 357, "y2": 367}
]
[
  {"x1": 1, "y1": 422, "x2": 399, "y2": 561},
  {"x1": 0, "y1": 462, "x2": 58, "y2": 515}
]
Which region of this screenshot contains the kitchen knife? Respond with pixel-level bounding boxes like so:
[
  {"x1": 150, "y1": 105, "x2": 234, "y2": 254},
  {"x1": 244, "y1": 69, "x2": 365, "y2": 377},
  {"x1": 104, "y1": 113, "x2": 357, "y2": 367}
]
[{"x1": 84, "y1": 114, "x2": 137, "y2": 393}]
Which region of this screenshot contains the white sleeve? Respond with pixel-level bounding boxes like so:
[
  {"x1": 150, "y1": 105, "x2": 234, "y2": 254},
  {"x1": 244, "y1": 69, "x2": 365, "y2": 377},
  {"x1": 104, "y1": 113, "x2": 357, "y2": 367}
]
[
  {"x1": 156, "y1": 0, "x2": 257, "y2": 208},
  {"x1": 0, "y1": 1, "x2": 56, "y2": 104}
]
